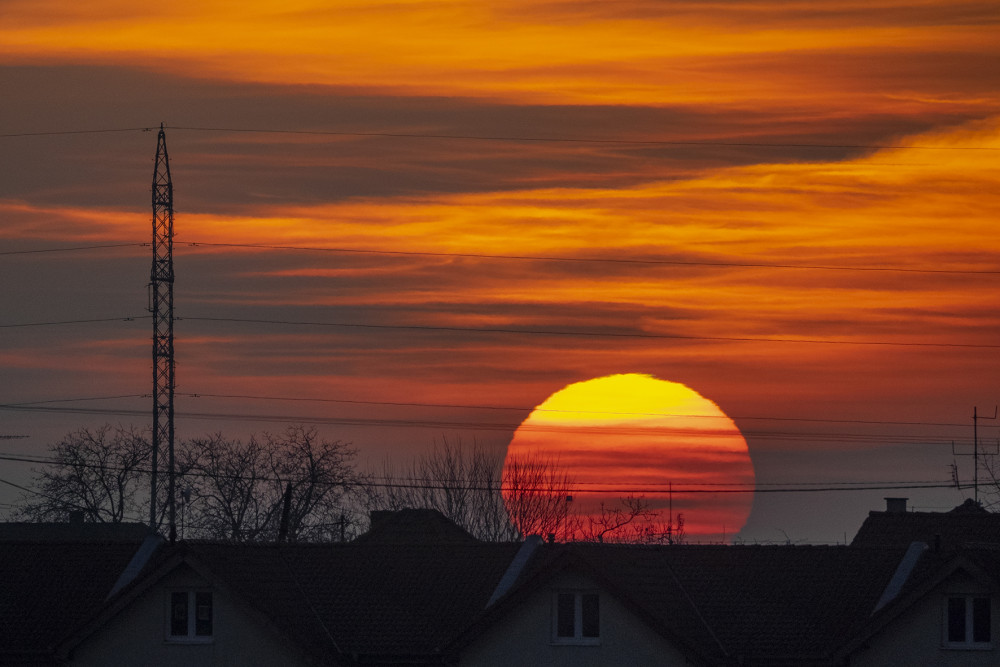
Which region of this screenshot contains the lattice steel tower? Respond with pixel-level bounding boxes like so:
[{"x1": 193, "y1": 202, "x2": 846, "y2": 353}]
[{"x1": 150, "y1": 123, "x2": 176, "y2": 541}]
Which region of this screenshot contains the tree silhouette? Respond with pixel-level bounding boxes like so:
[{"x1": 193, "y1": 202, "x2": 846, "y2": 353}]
[
  {"x1": 13, "y1": 424, "x2": 364, "y2": 541},
  {"x1": 181, "y1": 426, "x2": 362, "y2": 541},
  {"x1": 14, "y1": 424, "x2": 151, "y2": 523}
]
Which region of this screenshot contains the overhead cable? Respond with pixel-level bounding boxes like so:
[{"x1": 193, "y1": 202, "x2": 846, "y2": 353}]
[
  {"x1": 182, "y1": 242, "x2": 1000, "y2": 276},
  {"x1": 4, "y1": 392, "x2": 979, "y2": 430},
  {"x1": 182, "y1": 315, "x2": 1000, "y2": 349},
  {"x1": 0, "y1": 453, "x2": 964, "y2": 496},
  {"x1": 3, "y1": 124, "x2": 998, "y2": 152},
  {"x1": 7, "y1": 239, "x2": 995, "y2": 275}
]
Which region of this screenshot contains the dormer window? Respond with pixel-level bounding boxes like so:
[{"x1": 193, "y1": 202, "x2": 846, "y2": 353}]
[
  {"x1": 167, "y1": 590, "x2": 213, "y2": 641},
  {"x1": 945, "y1": 596, "x2": 991, "y2": 649},
  {"x1": 552, "y1": 591, "x2": 599, "y2": 644}
]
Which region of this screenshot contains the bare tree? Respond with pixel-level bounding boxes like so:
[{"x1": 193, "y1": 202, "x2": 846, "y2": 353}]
[
  {"x1": 269, "y1": 426, "x2": 362, "y2": 541},
  {"x1": 501, "y1": 451, "x2": 575, "y2": 540},
  {"x1": 15, "y1": 424, "x2": 668, "y2": 544},
  {"x1": 365, "y1": 443, "x2": 675, "y2": 543},
  {"x1": 13, "y1": 423, "x2": 363, "y2": 542},
  {"x1": 365, "y1": 442, "x2": 577, "y2": 542},
  {"x1": 180, "y1": 426, "x2": 362, "y2": 542},
  {"x1": 180, "y1": 433, "x2": 276, "y2": 541},
  {"x1": 365, "y1": 439, "x2": 517, "y2": 541},
  {"x1": 575, "y1": 495, "x2": 686, "y2": 544},
  {"x1": 14, "y1": 424, "x2": 151, "y2": 523}
]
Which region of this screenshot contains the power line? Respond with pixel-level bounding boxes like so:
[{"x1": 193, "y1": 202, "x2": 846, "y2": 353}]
[
  {"x1": 17, "y1": 312, "x2": 991, "y2": 350},
  {"x1": 181, "y1": 315, "x2": 1000, "y2": 349},
  {"x1": 7, "y1": 239, "x2": 995, "y2": 276},
  {"x1": 0, "y1": 242, "x2": 148, "y2": 257},
  {"x1": 1, "y1": 394, "x2": 147, "y2": 407},
  {"x1": 0, "y1": 474, "x2": 146, "y2": 523},
  {"x1": 0, "y1": 453, "x2": 964, "y2": 495},
  {"x1": 5, "y1": 392, "x2": 982, "y2": 432},
  {"x1": 0, "y1": 127, "x2": 154, "y2": 138},
  {"x1": 0, "y1": 403, "x2": 977, "y2": 447},
  {"x1": 167, "y1": 125, "x2": 1000, "y2": 152},
  {"x1": 3, "y1": 124, "x2": 998, "y2": 152},
  {"x1": 182, "y1": 242, "x2": 1000, "y2": 276},
  {"x1": 175, "y1": 392, "x2": 974, "y2": 428},
  {"x1": 0, "y1": 316, "x2": 148, "y2": 329}
]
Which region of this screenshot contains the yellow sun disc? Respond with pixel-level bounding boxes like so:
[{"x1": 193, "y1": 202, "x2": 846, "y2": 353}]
[{"x1": 503, "y1": 373, "x2": 755, "y2": 542}]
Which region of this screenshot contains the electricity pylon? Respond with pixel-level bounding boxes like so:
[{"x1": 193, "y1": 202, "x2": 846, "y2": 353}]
[{"x1": 150, "y1": 123, "x2": 176, "y2": 541}]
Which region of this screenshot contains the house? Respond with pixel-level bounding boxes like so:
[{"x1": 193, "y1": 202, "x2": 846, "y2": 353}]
[
  {"x1": 6, "y1": 502, "x2": 1000, "y2": 666},
  {"x1": 454, "y1": 541, "x2": 910, "y2": 666},
  {"x1": 851, "y1": 497, "x2": 1000, "y2": 550},
  {"x1": 836, "y1": 497, "x2": 1000, "y2": 666},
  {"x1": 835, "y1": 545, "x2": 1000, "y2": 665},
  {"x1": 0, "y1": 518, "x2": 155, "y2": 665},
  {"x1": 55, "y1": 515, "x2": 521, "y2": 666}
]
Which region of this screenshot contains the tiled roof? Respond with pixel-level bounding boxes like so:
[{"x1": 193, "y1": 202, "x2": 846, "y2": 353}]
[
  {"x1": 850, "y1": 500, "x2": 1000, "y2": 549},
  {"x1": 0, "y1": 521, "x2": 150, "y2": 541},
  {"x1": 837, "y1": 545, "x2": 1000, "y2": 660},
  {"x1": 470, "y1": 542, "x2": 907, "y2": 666},
  {"x1": 184, "y1": 540, "x2": 522, "y2": 663},
  {"x1": 0, "y1": 540, "x2": 148, "y2": 662},
  {"x1": 16, "y1": 509, "x2": 986, "y2": 666},
  {"x1": 356, "y1": 508, "x2": 479, "y2": 544},
  {"x1": 625, "y1": 545, "x2": 904, "y2": 664}
]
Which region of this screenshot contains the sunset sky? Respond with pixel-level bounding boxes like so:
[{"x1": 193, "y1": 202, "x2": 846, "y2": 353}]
[{"x1": 2, "y1": 0, "x2": 999, "y2": 542}]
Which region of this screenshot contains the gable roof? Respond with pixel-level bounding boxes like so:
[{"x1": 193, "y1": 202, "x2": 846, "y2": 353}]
[
  {"x1": 453, "y1": 542, "x2": 724, "y2": 666},
  {"x1": 192, "y1": 540, "x2": 522, "y2": 662},
  {"x1": 62, "y1": 538, "x2": 523, "y2": 665},
  {"x1": 454, "y1": 542, "x2": 909, "y2": 666},
  {"x1": 0, "y1": 539, "x2": 150, "y2": 664},
  {"x1": 836, "y1": 546, "x2": 1000, "y2": 660},
  {"x1": 851, "y1": 500, "x2": 1000, "y2": 550},
  {"x1": 644, "y1": 545, "x2": 906, "y2": 665}
]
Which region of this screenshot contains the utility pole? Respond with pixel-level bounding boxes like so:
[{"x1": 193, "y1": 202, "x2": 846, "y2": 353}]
[{"x1": 149, "y1": 123, "x2": 176, "y2": 542}]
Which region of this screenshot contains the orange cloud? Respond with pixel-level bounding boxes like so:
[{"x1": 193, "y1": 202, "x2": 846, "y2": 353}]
[
  {"x1": 6, "y1": 118, "x2": 998, "y2": 355},
  {"x1": 2, "y1": 1, "x2": 998, "y2": 110}
]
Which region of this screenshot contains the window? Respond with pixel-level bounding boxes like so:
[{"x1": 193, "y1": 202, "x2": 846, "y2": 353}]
[
  {"x1": 168, "y1": 591, "x2": 213, "y2": 641},
  {"x1": 945, "y1": 596, "x2": 991, "y2": 648},
  {"x1": 553, "y1": 591, "x2": 599, "y2": 644}
]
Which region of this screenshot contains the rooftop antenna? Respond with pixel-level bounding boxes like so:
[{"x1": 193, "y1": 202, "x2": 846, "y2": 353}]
[
  {"x1": 149, "y1": 123, "x2": 176, "y2": 542},
  {"x1": 950, "y1": 407, "x2": 998, "y2": 502},
  {"x1": 973, "y1": 406, "x2": 998, "y2": 506}
]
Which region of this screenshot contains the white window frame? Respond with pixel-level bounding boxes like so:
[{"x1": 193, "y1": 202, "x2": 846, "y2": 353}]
[
  {"x1": 943, "y1": 595, "x2": 992, "y2": 650},
  {"x1": 551, "y1": 590, "x2": 600, "y2": 645},
  {"x1": 166, "y1": 589, "x2": 214, "y2": 643}
]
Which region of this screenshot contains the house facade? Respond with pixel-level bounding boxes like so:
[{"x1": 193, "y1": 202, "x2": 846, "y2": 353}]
[
  {"x1": 841, "y1": 553, "x2": 1000, "y2": 666},
  {"x1": 66, "y1": 561, "x2": 313, "y2": 667},
  {"x1": 460, "y1": 570, "x2": 701, "y2": 667},
  {"x1": 6, "y1": 502, "x2": 1000, "y2": 666}
]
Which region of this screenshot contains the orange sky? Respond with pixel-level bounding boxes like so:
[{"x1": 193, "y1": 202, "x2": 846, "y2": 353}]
[
  {"x1": 2, "y1": 0, "x2": 999, "y2": 543},
  {"x1": 3, "y1": 1, "x2": 998, "y2": 110}
]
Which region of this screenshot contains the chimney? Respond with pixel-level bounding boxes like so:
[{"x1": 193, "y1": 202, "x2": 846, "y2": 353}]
[{"x1": 884, "y1": 497, "x2": 908, "y2": 514}]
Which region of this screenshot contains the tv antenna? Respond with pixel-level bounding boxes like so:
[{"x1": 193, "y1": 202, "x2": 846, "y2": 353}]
[
  {"x1": 953, "y1": 406, "x2": 999, "y2": 504},
  {"x1": 974, "y1": 406, "x2": 998, "y2": 505}
]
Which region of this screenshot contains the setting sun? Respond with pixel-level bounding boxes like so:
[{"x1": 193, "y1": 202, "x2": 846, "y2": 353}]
[{"x1": 503, "y1": 374, "x2": 755, "y2": 542}]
